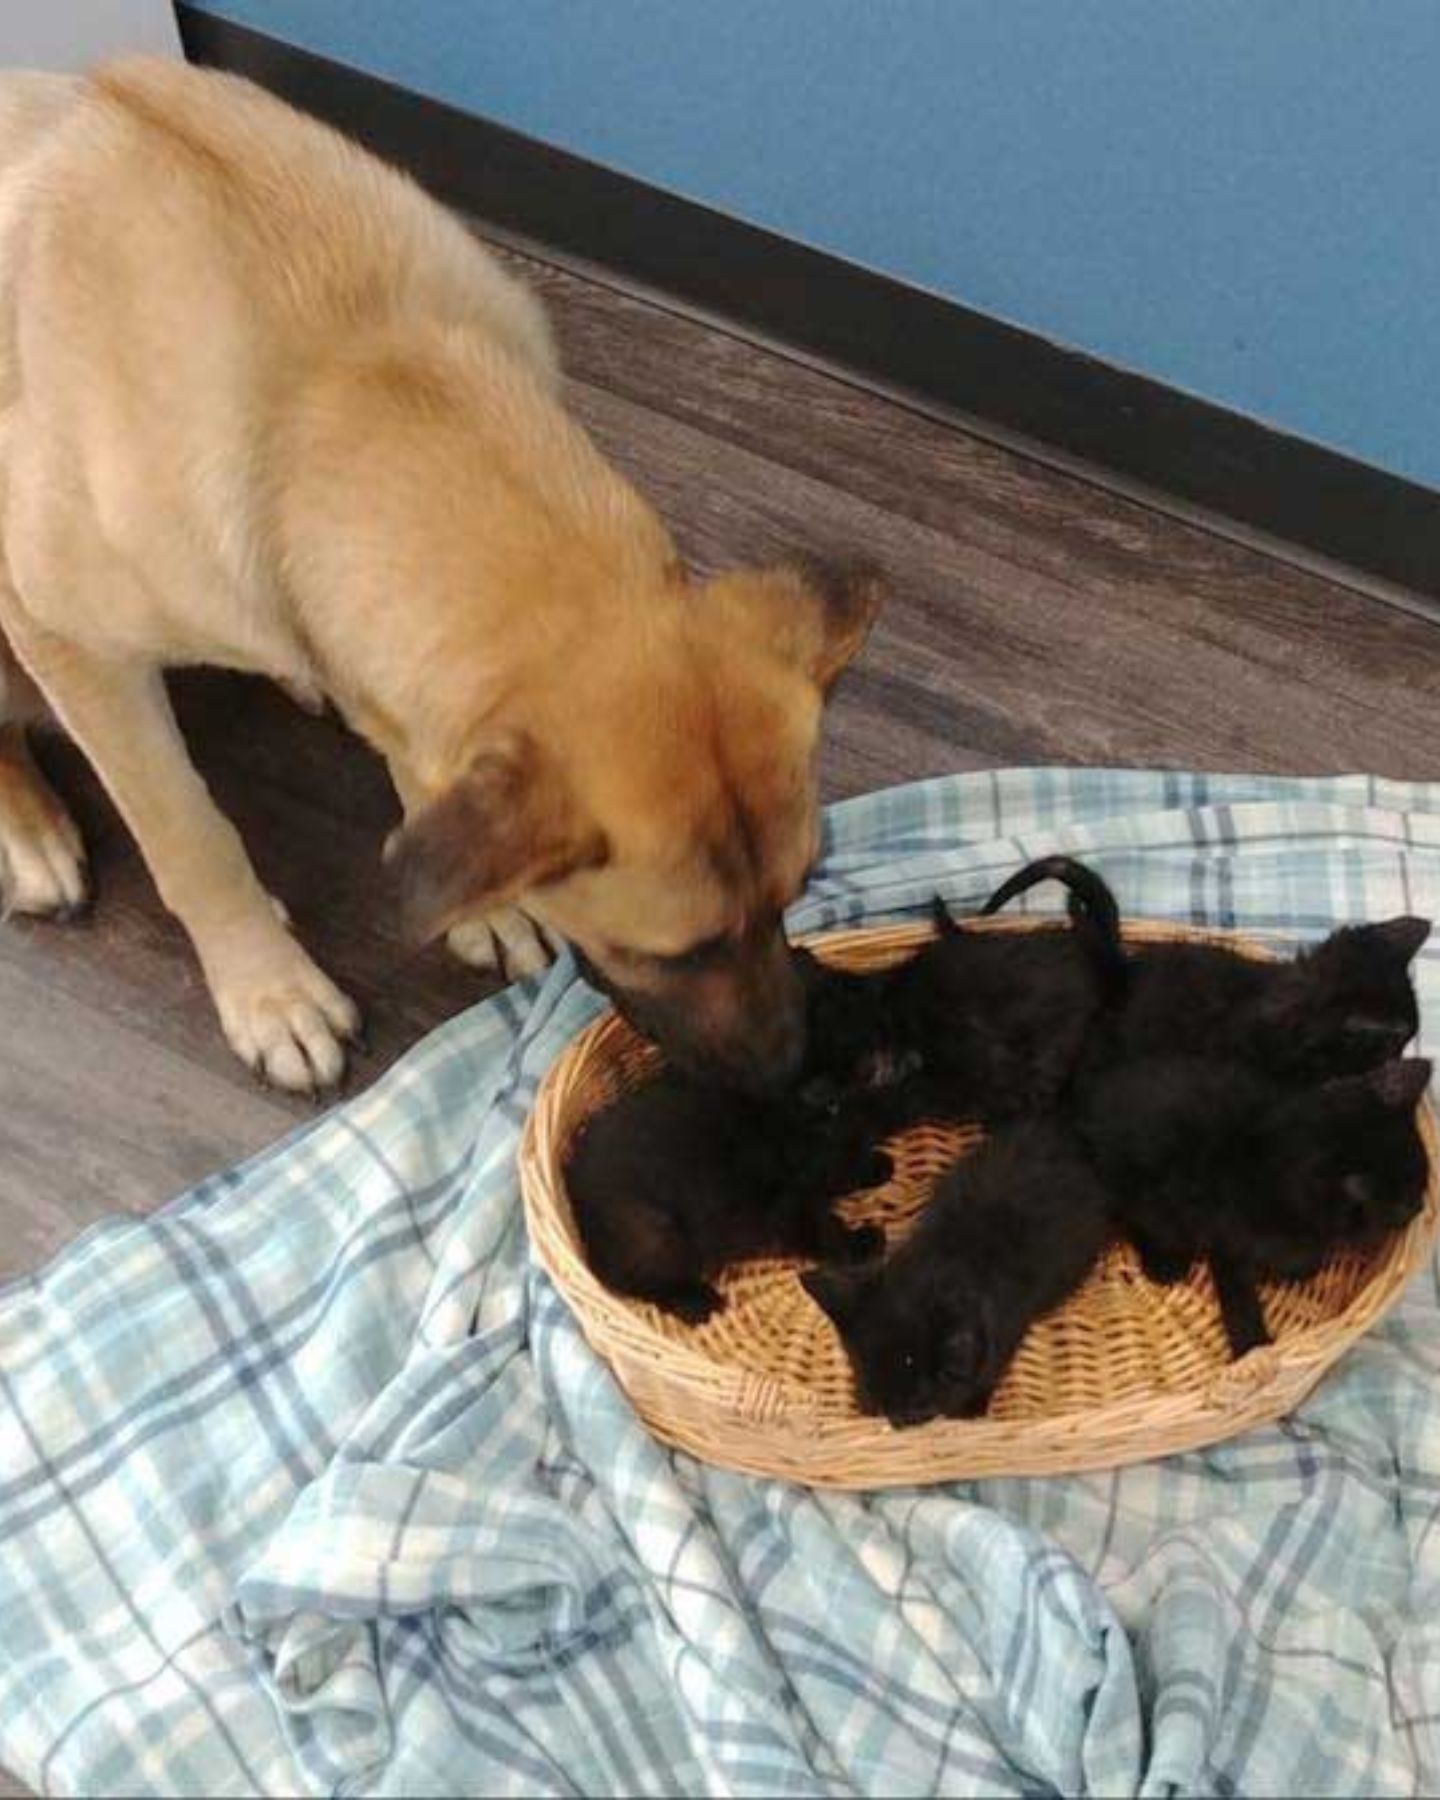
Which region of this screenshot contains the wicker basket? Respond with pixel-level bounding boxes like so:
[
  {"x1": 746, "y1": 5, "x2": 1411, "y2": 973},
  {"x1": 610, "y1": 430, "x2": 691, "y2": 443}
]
[{"x1": 521, "y1": 918, "x2": 1440, "y2": 1488}]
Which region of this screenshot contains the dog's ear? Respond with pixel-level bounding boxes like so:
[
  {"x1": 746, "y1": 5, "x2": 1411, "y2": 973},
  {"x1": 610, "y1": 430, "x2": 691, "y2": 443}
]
[
  {"x1": 385, "y1": 734, "x2": 605, "y2": 943},
  {"x1": 714, "y1": 559, "x2": 886, "y2": 696}
]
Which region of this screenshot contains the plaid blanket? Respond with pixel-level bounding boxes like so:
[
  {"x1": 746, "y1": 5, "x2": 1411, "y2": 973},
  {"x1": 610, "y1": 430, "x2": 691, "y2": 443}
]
[{"x1": 4, "y1": 768, "x2": 1440, "y2": 1798}]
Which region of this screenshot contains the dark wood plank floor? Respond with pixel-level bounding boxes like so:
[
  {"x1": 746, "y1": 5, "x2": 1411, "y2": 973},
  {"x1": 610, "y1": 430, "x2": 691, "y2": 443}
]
[{"x1": 2, "y1": 233, "x2": 1439, "y2": 1282}]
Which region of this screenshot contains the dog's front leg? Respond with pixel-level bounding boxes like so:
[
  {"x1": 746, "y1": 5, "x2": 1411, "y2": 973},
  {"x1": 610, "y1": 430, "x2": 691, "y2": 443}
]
[{"x1": 5, "y1": 617, "x2": 360, "y2": 1091}]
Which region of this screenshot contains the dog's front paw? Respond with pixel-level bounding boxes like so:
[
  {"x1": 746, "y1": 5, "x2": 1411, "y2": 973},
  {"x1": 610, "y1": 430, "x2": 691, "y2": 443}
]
[
  {"x1": 210, "y1": 928, "x2": 361, "y2": 1094},
  {"x1": 447, "y1": 906, "x2": 561, "y2": 980},
  {"x1": 0, "y1": 744, "x2": 89, "y2": 920}
]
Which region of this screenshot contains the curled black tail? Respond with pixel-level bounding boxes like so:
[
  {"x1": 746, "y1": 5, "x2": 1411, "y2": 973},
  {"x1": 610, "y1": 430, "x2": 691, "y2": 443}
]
[{"x1": 981, "y1": 855, "x2": 1127, "y2": 995}]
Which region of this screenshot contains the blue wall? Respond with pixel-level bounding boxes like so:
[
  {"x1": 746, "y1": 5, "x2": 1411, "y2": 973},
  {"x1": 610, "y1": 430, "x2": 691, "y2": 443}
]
[{"x1": 200, "y1": 0, "x2": 1440, "y2": 488}]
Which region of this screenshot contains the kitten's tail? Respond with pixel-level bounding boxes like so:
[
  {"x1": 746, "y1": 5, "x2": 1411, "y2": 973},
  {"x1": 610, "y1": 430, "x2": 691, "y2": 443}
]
[{"x1": 981, "y1": 855, "x2": 1127, "y2": 995}]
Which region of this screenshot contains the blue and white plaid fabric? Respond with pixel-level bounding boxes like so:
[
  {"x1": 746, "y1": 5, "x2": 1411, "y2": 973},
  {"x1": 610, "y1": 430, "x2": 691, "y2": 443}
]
[{"x1": 4, "y1": 768, "x2": 1440, "y2": 1798}]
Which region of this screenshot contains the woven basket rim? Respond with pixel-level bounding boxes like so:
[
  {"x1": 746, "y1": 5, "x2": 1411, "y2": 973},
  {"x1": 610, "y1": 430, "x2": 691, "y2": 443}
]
[{"x1": 520, "y1": 915, "x2": 1440, "y2": 1484}]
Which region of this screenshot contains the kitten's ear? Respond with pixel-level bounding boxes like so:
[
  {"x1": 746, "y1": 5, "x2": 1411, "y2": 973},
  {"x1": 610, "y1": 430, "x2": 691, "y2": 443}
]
[
  {"x1": 1367, "y1": 916, "x2": 1431, "y2": 965},
  {"x1": 802, "y1": 1262, "x2": 879, "y2": 1326},
  {"x1": 930, "y1": 896, "x2": 962, "y2": 938},
  {"x1": 1366, "y1": 1058, "x2": 1432, "y2": 1112}
]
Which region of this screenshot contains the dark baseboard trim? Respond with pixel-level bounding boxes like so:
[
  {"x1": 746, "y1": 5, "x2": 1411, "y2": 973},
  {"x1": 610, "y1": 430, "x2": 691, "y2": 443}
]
[{"x1": 176, "y1": 4, "x2": 1440, "y2": 601}]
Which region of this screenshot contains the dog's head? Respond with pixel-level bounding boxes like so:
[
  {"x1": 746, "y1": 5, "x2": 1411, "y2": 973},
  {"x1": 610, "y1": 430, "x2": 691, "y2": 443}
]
[{"x1": 387, "y1": 560, "x2": 883, "y2": 1091}]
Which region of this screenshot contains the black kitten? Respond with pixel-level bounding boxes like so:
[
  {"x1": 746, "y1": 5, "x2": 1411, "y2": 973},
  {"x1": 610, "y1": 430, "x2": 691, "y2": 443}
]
[
  {"x1": 566, "y1": 1072, "x2": 890, "y2": 1321},
  {"x1": 986, "y1": 860, "x2": 1427, "y2": 1087},
  {"x1": 803, "y1": 1119, "x2": 1113, "y2": 1425},
  {"x1": 1077, "y1": 1053, "x2": 1432, "y2": 1355},
  {"x1": 1110, "y1": 915, "x2": 1429, "y2": 1082},
  {"x1": 878, "y1": 856, "x2": 1126, "y2": 1123},
  {"x1": 565, "y1": 950, "x2": 904, "y2": 1322}
]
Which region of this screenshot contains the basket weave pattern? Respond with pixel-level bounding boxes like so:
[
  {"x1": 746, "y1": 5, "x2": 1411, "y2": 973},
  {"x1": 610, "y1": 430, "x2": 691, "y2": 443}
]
[{"x1": 521, "y1": 919, "x2": 1440, "y2": 1488}]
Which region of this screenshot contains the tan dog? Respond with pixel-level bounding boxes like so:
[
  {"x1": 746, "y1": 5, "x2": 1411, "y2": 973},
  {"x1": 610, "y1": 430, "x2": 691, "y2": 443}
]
[{"x1": 0, "y1": 59, "x2": 880, "y2": 1093}]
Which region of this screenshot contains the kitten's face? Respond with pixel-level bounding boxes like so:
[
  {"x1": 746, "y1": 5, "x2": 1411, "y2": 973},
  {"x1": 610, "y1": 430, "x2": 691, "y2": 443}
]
[
  {"x1": 803, "y1": 1259, "x2": 997, "y2": 1426},
  {"x1": 1268, "y1": 1057, "x2": 1432, "y2": 1269},
  {"x1": 1265, "y1": 916, "x2": 1429, "y2": 1077},
  {"x1": 794, "y1": 953, "x2": 920, "y2": 1106}
]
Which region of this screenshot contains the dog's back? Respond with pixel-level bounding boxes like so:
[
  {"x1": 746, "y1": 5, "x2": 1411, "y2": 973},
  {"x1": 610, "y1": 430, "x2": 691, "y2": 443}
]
[
  {"x1": 0, "y1": 73, "x2": 79, "y2": 411},
  {"x1": 0, "y1": 72, "x2": 75, "y2": 174},
  {"x1": 78, "y1": 58, "x2": 555, "y2": 374},
  {"x1": 0, "y1": 57, "x2": 560, "y2": 667}
]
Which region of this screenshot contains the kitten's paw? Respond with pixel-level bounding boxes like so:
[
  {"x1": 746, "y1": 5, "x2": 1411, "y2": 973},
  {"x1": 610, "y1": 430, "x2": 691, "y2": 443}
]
[
  {"x1": 1139, "y1": 1249, "x2": 1193, "y2": 1285},
  {"x1": 838, "y1": 1223, "x2": 887, "y2": 1262},
  {"x1": 663, "y1": 1285, "x2": 723, "y2": 1325},
  {"x1": 1225, "y1": 1324, "x2": 1272, "y2": 1360},
  {"x1": 813, "y1": 1147, "x2": 895, "y2": 1202}
]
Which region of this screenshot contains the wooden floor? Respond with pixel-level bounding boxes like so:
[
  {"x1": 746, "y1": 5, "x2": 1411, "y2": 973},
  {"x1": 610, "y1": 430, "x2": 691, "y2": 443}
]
[{"x1": 3, "y1": 234, "x2": 1440, "y2": 1282}]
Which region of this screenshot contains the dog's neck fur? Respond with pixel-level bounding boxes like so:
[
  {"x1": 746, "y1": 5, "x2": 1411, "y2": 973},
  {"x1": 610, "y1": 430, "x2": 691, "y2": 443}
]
[{"x1": 269, "y1": 317, "x2": 683, "y2": 791}]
